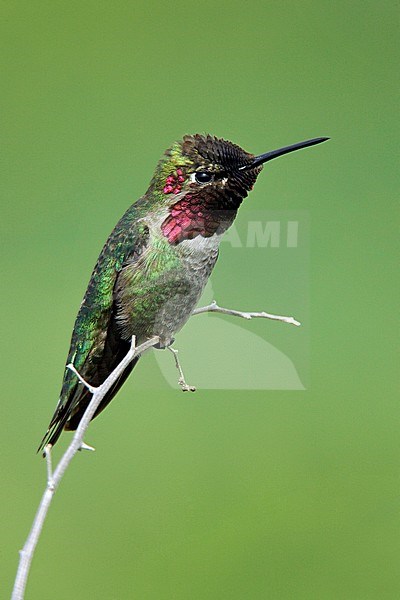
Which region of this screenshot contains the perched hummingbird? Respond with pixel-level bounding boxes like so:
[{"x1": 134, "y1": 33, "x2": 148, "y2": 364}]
[{"x1": 38, "y1": 134, "x2": 328, "y2": 451}]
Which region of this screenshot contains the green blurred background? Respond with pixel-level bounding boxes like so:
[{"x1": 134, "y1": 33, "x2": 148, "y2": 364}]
[{"x1": 1, "y1": 1, "x2": 398, "y2": 598}]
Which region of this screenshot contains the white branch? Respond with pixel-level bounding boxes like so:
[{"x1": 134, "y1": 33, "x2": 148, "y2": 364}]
[
  {"x1": 11, "y1": 335, "x2": 160, "y2": 600},
  {"x1": 13, "y1": 297, "x2": 301, "y2": 598},
  {"x1": 192, "y1": 300, "x2": 301, "y2": 327},
  {"x1": 44, "y1": 446, "x2": 54, "y2": 489},
  {"x1": 65, "y1": 363, "x2": 97, "y2": 394}
]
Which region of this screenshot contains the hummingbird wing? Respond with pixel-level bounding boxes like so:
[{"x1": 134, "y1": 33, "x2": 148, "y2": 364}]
[{"x1": 38, "y1": 213, "x2": 150, "y2": 452}]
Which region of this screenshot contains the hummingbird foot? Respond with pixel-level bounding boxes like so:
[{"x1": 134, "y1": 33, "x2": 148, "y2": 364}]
[
  {"x1": 178, "y1": 378, "x2": 197, "y2": 393},
  {"x1": 167, "y1": 346, "x2": 196, "y2": 392},
  {"x1": 154, "y1": 337, "x2": 175, "y2": 350}
]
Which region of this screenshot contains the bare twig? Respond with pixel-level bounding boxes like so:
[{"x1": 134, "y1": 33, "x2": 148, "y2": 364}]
[
  {"x1": 65, "y1": 363, "x2": 97, "y2": 393},
  {"x1": 79, "y1": 441, "x2": 96, "y2": 452},
  {"x1": 192, "y1": 300, "x2": 301, "y2": 327},
  {"x1": 167, "y1": 346, "x2": 196, "y2": 392},
  {"x1": 13, "y1": 297, "x2": 300, "y2": 598},
  {"x1": 12, "y1": 335, "x2": 160, "y2": 600},
  {"x1": 44, "y1": 445, "x2": 53, "y2": 488}
]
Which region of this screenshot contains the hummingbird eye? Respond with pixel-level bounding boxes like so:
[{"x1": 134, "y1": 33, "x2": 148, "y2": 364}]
[{"x1": 194, "y1": 171, "x2": 213, "y2": 184}]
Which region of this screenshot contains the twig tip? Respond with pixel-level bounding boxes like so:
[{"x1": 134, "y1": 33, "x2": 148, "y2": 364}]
[{"x1": 79, "y1": 442, "x2": 96, "y2": 452}]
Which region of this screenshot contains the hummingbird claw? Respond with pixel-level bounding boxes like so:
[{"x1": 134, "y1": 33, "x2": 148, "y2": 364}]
[{"x1": 178, "y1": 378, "x2": 196, "y2": 392}]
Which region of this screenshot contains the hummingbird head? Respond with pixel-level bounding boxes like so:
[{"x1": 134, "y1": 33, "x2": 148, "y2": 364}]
[{"x1": 150, "y1": 134, "x2": 328, "y2": 244}]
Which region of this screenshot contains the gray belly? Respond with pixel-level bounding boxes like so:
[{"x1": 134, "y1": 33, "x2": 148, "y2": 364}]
[
  {"x1": 119, "y1": 234, "x2": 221, "y2": 346},
  {"x1": 151, "y1": 240, "x2": 218, "y2": 344}
]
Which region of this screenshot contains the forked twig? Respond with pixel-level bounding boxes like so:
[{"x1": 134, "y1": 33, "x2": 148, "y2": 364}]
[
  {"x1": 13, "y1": 298, "x2": 300, "y2": 598},
  {"x1": 12, "y1": 335, "x2": 160, "y2": 600}
]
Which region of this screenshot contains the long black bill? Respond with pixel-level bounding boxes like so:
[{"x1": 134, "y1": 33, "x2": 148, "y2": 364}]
[{"x1": 238, "y1": 137, "x2": 329, "y2": 171}]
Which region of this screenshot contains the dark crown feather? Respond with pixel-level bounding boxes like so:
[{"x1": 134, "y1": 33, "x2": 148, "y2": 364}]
[{"x1": 181, "y1": 134, "x2": 255, "y2": 172}]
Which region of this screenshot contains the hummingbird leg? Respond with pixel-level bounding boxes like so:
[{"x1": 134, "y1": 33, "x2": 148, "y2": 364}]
[{"x1": 167, "y1": 346, "x2": 196, "y2": 392}]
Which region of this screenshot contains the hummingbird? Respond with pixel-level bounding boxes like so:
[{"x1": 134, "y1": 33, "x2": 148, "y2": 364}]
[{"x1": 38, "y1": 134, "x2": 328, "y2": 452}]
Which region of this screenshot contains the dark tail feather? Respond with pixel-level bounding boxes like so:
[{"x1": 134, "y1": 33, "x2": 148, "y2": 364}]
[{"x1": 37, "y1": 405, "x2": 72, "y2": 454}]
